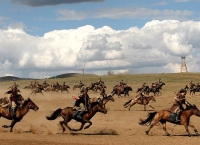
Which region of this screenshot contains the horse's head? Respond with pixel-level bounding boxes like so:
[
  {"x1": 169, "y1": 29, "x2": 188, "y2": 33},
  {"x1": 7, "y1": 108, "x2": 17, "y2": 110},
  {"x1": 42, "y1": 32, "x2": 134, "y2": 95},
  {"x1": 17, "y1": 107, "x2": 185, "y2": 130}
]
[
  {"x1": 92, "y1": 102, "x2": 107, "y2": 114},
  {"x1": 23, "y1": 98, "x2": 39, "y2": 111},
  {"x1": 103, "y1": 95, "x2": 115, "y2": 104},
  {"x1": 191, "y1": 104, "x2": 200, "y2": 117}
]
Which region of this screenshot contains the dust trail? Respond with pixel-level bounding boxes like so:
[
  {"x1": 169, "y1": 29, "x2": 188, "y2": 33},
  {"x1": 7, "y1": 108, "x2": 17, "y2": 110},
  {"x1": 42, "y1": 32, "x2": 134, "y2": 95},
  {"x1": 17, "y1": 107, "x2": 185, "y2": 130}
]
[{"x1": 94, "y1": 128, "x2": 118, "y2": 135}]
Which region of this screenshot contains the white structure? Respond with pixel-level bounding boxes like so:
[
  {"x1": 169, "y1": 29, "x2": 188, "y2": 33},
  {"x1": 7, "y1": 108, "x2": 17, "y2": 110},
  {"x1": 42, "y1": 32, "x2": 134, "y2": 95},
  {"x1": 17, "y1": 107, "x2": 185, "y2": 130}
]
[{"x1": 180, "y1": 56, "x2": 188, "y2": 73}]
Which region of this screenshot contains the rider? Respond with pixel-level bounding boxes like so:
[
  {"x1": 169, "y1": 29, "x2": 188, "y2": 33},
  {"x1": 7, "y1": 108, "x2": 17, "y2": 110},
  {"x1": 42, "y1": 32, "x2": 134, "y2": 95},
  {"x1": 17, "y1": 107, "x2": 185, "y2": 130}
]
[
  {"x1": 158, "y1": 78, "x2": 162, "y2": 84},
  {"x1": 119, "y1": 80, "x2": 126, "y2": 92},
  {"x1": 170, "y1": 89, "x2": 191, "y2": 122},
  {"x1": 189, "y1": 81, "x2": 194, "y2": 88},
  {"x1": 98, "y1": 87, "x2": 107, "y2": 103},
  {"x1": 134, "y1": 91, "x2": 146, "y2": 103},
  {"x1": 8, "y1": 86, "x2": 21, "y2": 118},
  {"x1": 142, "y1": 83, "x2": 146, "y2": 89},
  {"x1": 79, "y1": 80, "x2": 83, "y2": 87},
  {"x1": 73, "y1": 87, "x2": 90, "y2": 121}
]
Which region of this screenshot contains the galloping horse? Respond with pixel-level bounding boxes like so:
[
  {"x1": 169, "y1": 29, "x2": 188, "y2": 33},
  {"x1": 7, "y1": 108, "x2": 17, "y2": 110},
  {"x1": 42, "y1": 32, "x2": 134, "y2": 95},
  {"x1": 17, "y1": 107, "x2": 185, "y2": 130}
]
[
  {"x1": 0, "y1": 98, "x2": 39, "y2": 132},
  {"x1": 112, "y1": 86, "x2": 133, "y2": 98},
  {"x1": 139, "y1": 104, "x2": 200, "y2": 137},
  {"x1": 73, "y1": 84, "x2": 84, "y2": 90},
  {"x1": 136, "y1": 86, "x2": 150, "y2": 95},
  {"x1": 46, "y1": 96, "x2": 114, "y2": 133},
  {"x1": 30, "y1": 87, "x2": 44, "y2": 95},
  {"x1": 123, "y1": 95, "x2": 156, "y2": 111}
]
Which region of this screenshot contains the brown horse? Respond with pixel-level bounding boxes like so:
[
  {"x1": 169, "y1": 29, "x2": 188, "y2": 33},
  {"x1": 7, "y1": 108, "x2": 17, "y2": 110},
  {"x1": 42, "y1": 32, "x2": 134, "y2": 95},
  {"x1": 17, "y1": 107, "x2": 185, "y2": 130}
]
[
  {"x1": 123, "y1": 95, "x2": 156, "y2": 111},
  {"x1": 73, "y1": 84, "x2": 84, "y2": 90},
  {"x1": 139, "y1": 104, "x2": 200, "y2": 137},
  {"x1": 112, "y1": 86, "x2": 133, "y2": 98},
  {"x1": 46, "y1": 95, "x2": 114, "y2": 133},
  {"x1": 0, "y1": 98, "x2": 39, "y2": 132}
]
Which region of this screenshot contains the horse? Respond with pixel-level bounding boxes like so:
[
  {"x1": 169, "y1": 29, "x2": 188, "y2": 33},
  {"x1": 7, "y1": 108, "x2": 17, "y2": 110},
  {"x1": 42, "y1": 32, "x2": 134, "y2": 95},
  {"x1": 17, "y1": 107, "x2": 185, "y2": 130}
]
[
  {"x1": 0, "y1": 98, "x2": 39, "y2": 132},
  {"x1": 139, "y1": 104, "x2": 200, "y2": 137},
  {"x1": 73, "y1": 84, "x2": 84, "y2": 90},
  {"x1": 30, "y1": 87, "x2": 44, "y2": 95},
  {"x1": 112, "y1": 86, "x2": 133, "y2": 98},
  {"x1": 56, "y1": 85, "x2": 70, "y2": 93},
  {"x1": 123, "y1": 95, "x2": 156, "y2": 111},
  {"x1": 136, "y1": 86, "x2": 150, "y2": 95},
  {"x1": 46, "y1": 96, "x2": 114, "y2": 133}
]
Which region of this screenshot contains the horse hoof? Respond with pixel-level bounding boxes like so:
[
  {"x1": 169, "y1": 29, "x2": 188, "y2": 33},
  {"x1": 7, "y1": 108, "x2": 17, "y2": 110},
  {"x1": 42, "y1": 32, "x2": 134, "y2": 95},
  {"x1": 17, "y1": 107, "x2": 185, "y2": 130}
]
[
  {"x1": 145, "y1": 131, "x2": 149, "y2": 135},
  {"x1": 167, "y1": 134, "x2": 171, "y2": 136}
]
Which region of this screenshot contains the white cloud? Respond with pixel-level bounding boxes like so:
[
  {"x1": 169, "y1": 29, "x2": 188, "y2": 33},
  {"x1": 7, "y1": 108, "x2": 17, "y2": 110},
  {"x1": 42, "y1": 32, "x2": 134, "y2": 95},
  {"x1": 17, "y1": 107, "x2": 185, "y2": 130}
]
[
  {"x1": 1, "y1": 20, "x2": 200, "y2": 78},
  {"x1": 57, "y1": 7, "x2": 193, "y2": 20}
]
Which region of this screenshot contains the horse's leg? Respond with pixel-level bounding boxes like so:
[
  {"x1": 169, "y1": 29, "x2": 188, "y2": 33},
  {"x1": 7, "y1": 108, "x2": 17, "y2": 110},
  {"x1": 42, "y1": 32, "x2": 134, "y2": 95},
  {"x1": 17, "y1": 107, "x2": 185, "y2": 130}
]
[
  {"x1": 83, "y1": 120, "x2": 92, "y2": 129},
  {"x1": 128, "y1": 101, "x2": 136, "y2": 111},
  {"x1": 59, "y1": 121, "x2": 66, "y2": 133},
  {"x1": 71, "y1": 123, "x2": 85, "y2": 131},
  {"x1": 188, "y1": 123, "x2": 198, "y2": 135},
  {"x1": 144, "y1": 105, "x2": 146, "y2": 111},
  {"x1": 145, "y1": 117, "x2": 161, "y2": 135},
  {"x1": 10, "y1": 120, "x2": 17, "y2": 132},
  {"x1": 147, "y1": 103, "x2": 155, "y2": 109},
  {"x1": 183, "y1": 123, "x2": 191, "y2": 137},
  {"x1": 160, "y1": 120, "x2": 170, "y2": 136}
]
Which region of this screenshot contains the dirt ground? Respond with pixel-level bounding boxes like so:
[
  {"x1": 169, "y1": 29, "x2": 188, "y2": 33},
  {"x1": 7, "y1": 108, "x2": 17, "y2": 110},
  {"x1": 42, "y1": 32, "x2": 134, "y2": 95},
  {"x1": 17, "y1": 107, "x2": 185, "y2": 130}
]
[{"x1": 1, "y1": 86, "x2": 200, "y2": 145}]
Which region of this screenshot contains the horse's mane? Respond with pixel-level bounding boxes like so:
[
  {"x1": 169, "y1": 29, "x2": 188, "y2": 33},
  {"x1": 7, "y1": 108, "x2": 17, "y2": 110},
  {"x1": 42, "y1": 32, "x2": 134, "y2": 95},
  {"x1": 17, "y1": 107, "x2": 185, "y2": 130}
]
[
  {"x1": 21, "y1": 98, "x2": 31, "y2": 107},
  {"x1": 184, "y1": 104, "x2": 196, "y2": 111},
  {"x1": 90, "y1": 101, "x2": 100, "y2": 107}
]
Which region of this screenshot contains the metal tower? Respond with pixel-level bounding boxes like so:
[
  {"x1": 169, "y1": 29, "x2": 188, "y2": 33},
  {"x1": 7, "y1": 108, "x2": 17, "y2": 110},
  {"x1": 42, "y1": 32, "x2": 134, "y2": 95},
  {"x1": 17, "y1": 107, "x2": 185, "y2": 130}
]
[{"x1": 180, "y1": 56, "x2": 188, "y2": 73}]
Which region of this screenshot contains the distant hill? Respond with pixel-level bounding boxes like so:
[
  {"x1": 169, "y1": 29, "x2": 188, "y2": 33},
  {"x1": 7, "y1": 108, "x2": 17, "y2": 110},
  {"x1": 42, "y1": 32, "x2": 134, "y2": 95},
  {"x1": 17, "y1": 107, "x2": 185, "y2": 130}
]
[
  {"x1": 0, "y1": 76, "x2": 22, "y2": 82},
  {"x1": 0, "y1": 73, "x2": 97, "y2": 82},
  {"x1": 49, "y1": 73, "x2": 80, "y2": 79}
]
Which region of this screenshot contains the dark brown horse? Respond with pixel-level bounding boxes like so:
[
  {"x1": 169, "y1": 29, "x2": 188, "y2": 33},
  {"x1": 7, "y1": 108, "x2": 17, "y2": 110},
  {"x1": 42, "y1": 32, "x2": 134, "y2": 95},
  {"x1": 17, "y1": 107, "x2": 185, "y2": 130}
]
[
  {"x1": 112, "y1": 86, "x2": 133, "y2": 98},
  {"x1": 73, "y1": 84, "x2": 84, "y2": 90},
  {"x1": 123, "y1": 95, "x2": 156, "y2": 111},
  {"x1": 139, "y1": 104, "x2": 200, "y2": 137},
  {"x1": 46, "y1": 96, "x2": 114, "y2": 133},
  {"x1": 0, "y1": 98, "x2": 39, "y2": 132}
]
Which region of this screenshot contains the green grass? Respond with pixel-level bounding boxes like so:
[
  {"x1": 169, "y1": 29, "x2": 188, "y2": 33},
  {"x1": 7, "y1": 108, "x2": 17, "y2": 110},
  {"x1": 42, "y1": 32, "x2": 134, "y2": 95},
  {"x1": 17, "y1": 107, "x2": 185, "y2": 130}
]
[{"x1": 1, "y1": 73, "x2": 200, "y2": 93}]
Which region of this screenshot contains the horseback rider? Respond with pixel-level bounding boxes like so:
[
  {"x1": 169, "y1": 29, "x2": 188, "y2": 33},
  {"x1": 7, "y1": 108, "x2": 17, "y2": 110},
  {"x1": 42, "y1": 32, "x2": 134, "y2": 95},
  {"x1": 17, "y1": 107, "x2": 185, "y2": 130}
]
[
  {"x1": 170, "y1": 89, "x2": 191, "y2": 122},
  {"x1": 98, "y1": 87, "x2": 107, "y2": 103},
  {"x1": 158, "y1": 78, "x2": 162, "y2": 84},
  {"x1": 142, "y1": 83, "x2": 146, "y2": 89},
  {"x1": 79, "y1": 80, "x2": 83, "y2": 87},
  {"x1": 7, "y1": 86, "x2": 21, "y2": 118},
  {"x1": 98, "y1": 78, "x2": 103, "y2": 85},
  {"x1": 73, "y1": 87, "x2": 90, "y2": 121},
  {"x1": 189, "y1": 81, "x2": 194, "y2": 89},
  {"x1": 119, "y1": 80, "x2": 126, "y2": 92},
  {"x1": 134, "y1": 91, "x2": 146, "y2": 103}
]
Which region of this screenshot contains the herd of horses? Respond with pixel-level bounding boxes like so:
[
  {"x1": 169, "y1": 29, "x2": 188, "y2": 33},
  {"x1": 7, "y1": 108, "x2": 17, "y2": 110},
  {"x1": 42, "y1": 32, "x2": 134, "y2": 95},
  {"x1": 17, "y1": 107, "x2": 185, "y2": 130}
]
[{"x1": 0, "y1": 80, "x2": 200, "y2": 137}]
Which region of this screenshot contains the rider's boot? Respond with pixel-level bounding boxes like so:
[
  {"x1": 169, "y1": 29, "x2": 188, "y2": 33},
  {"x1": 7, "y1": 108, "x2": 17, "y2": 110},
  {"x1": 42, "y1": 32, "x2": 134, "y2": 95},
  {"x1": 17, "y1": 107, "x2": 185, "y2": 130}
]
[
  {"x1": 12, "y1": 107, "x2": 17, "y2": 118},
  {"x1": 97, "y1": 98, "x2": 102, "y2": 104},
  {"x1": 175, "y1": 113, "x2": 180, "y2": 122},
  {"x1": 77, "y1": 111, "x2": 85, "y2": 122}
]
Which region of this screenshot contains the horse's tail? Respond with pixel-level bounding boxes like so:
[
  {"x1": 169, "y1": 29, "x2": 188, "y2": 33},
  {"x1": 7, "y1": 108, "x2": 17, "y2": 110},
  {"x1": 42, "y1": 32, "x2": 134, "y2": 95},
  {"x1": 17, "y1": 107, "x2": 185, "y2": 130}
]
[
  {"x1": 46, "y1": 108, "x2": 62, "y2": 120},
  {"x1": 123, "y1": 99, "x2": 132, "y2": 107},
  {"x1": 139, "y1": 111, "x2": 157, "y2": 125}
]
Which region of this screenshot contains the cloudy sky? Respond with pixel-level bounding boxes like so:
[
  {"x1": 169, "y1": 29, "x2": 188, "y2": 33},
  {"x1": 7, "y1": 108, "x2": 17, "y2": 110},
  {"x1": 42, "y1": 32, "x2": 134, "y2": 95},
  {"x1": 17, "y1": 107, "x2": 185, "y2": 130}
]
[{"x1": 0, "y1": 0, "x2": 200, "y2": 78}]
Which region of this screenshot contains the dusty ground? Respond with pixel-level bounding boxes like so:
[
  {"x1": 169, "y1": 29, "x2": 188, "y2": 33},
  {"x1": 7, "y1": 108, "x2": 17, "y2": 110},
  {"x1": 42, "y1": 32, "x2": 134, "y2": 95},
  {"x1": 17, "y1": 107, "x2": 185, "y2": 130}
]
[{"x1": 1, "y1": 85, "x2": 200, "y2": 145}]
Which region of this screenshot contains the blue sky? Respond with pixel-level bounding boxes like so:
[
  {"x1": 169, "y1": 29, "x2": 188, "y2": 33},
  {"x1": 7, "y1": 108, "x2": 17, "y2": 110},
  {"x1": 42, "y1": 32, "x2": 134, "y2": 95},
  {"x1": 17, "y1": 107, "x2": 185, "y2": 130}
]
[
  {"x1": 0, "y1": 0, "x2": 200, "y2": 78},
  {"x1": 1, "y1": 0, "x2": 199, "y2": 36}
]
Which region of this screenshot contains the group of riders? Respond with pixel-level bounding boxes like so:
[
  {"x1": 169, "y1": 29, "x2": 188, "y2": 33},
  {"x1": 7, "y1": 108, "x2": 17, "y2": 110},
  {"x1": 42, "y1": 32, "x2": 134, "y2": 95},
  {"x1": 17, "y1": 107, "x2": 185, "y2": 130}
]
[
  {"x1": 0, "y1": 78, "x2": 195, "y2": 123},
  {"x1": 134, "y1": 79, "x2": 193, "y2": 122}
]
